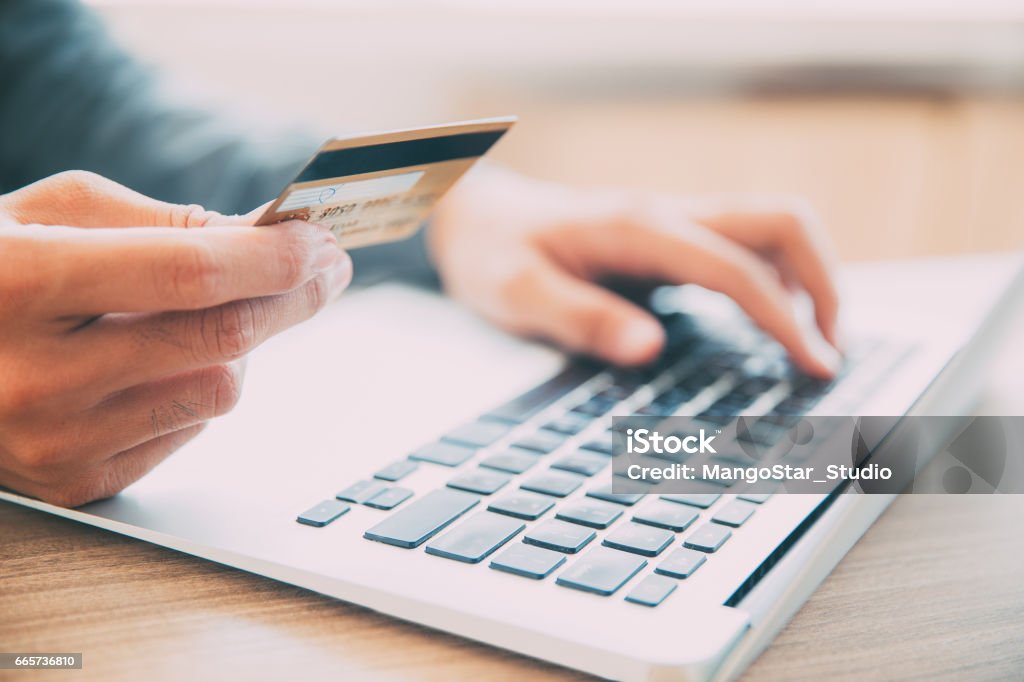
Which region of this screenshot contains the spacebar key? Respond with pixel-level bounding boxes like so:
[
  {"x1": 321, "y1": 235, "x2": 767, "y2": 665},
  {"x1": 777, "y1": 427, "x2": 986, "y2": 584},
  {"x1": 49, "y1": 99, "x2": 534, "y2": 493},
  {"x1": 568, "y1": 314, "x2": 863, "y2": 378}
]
[{"x1": 364, "y1": 489, "x2": 480, "y2": 549}]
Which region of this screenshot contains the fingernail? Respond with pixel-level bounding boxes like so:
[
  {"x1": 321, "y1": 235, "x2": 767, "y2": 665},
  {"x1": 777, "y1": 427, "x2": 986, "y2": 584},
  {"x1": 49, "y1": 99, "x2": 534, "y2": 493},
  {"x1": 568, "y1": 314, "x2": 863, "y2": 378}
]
[
  {"x1": 615, "y1": 317, "x2": 664, "y2": 364},
  {"x1": 810, "y1": 336, "x2": 843, "y2": 376},
  {"x1": 315, "y1": 239, "x2": 342, "y2": 272}
]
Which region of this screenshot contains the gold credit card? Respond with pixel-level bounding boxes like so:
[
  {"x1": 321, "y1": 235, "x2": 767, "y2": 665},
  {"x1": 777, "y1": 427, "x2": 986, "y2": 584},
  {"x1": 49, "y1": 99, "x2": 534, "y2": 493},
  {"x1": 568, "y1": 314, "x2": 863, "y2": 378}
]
[{"x1": 256, "y1": 116, "x2": 515, "y2": 249}]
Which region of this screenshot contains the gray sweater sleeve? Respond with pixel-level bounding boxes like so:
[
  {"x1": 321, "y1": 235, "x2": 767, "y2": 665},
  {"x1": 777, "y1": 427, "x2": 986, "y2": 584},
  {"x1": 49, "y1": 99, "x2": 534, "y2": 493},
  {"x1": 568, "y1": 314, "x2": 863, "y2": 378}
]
[{"x1": 0, "y1": 0, "x2": 437, "y2": 286}]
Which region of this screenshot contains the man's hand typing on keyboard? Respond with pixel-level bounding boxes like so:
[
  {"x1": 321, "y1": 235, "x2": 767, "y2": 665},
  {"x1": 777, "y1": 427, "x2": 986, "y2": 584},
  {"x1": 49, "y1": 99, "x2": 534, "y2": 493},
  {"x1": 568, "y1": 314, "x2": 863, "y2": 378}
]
[
  {"x1": 430, "y1": 166, "x2": 842, "y2": 378},
  {"x1": 0, "y1": 171, "x2": 351, "y2": 507}
]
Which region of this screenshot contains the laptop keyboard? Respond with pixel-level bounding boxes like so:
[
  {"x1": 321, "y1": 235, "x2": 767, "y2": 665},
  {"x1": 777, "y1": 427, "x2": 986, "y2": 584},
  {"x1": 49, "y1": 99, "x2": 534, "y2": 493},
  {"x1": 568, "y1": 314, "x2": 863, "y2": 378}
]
[{"x1": 296, "y1": 311, "x2": 899, "y2": 606}]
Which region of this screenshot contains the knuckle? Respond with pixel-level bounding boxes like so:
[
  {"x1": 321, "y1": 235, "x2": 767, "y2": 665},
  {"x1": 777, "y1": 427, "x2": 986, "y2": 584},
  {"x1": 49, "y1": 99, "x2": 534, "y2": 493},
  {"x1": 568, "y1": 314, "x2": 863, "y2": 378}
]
[
  {"x1": 0, "y1": 376, "x2": 51, "y2": 419},
  {"x1": 723, "y1": 254, "x2": 777, "y2": 301},
  {"x1": 575, "y1": 308, "x2": 618, "y2": 355},
  {"x1": 51, "y1": 169, "x2": 104, "y2": 198},
  {"x1": 168, "y1": 203, "x2": 213, "y2": 228},
  {"x1": 774, "y1": 209, "x2": 809, "y2": 240},
  {"x1": 204, "y1": 363, "x2": 244, "y2": 416},
  {"x1": 17, "y1": 435, "x2": 64, "y2": 471},
  {"x1": 206, "y1": 300, "x2": 260, "y2": 360},
  {"x1": 716, "y1": 253, "x2": 756, "y2": 286},
  {"x1": 496, "y1": 266, "x2": 541, "y2": 311},
  {"x1": 279, "y1": 225, "x2": 315, "y2": 290},
  {"x1": 47, "y1": 170, "x2": 114, "y2": 215},
  {"x1": 164, "y1": 242, "x2": 222, "y2": 308},
  {"x1": 304, "y1": 272, "x2": 330, "y2": 313}
]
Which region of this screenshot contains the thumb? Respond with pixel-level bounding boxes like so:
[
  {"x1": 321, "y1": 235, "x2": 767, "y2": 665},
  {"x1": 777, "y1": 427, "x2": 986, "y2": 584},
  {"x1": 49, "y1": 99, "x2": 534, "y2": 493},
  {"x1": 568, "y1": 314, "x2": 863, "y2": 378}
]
[
  {"x1": 1, "y1": 170, "x2": 224, "y2": 229},
  {"x1": 517, "y1": 261, "x2": 666, "y2": 366}
]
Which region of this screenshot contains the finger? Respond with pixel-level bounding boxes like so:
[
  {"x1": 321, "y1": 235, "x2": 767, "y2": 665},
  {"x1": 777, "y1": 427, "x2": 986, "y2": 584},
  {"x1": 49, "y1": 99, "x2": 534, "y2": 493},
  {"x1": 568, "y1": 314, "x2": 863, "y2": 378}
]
[
  {"x1": 504, "y1": 259, "x2": 666, "y2": 366},
  {"x1": 79, "y1": 362, "x2": 247, "y2": 459},
  {"x1": 0, "y1": 423, "x2": 206, "y2": 508},
  {"x1": 10, "y1": 220, "x2": 346, "y2": 315},
  {"x1": 0, "y1": 170, "x2": 225, "y2": 228},
  {"x1": 648, "y1": 225, "x2": 841, "y2": 377},
  {"x1": 577, "y1": 215, "x2": 841, "y2": 377},
  {"x1": 67, "y1": 424, "x2": 208, "y2": 508},
  {"x1": 71, "y1": 261, "x2": 350, "y2": 394},
  {"x1": 0, "y1": 361, "x2": 245, "y2": 473},
  {"x1": 696, "y1": 207, "x2": 841, "y2": 346}
]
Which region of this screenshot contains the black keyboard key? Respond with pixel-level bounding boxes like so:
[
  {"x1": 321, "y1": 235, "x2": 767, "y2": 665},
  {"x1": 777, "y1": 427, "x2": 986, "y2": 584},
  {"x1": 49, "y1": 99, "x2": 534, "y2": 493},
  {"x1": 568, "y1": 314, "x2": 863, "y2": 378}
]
[
  {"x1": 711, "y1": 500, "x2": 757, "y2": 527},
  {"x1": 336, "y1": 480, "x2": 388, "y2": 503},
  {"x1": 759, "y1": 413, "x2": 801, "y2": 428},
  {"x1": 655, "y1": 547, "x2": 707, "y2": 578},
  {"x1": 596, "y1": 385, "x2": 632, "y2": 401},
  {"x1": 684, "y1": 523, "x2": 732, "y2": 553},
  {"x1": 660, "y1": 492, "x2": 721, "y2": 509},
  {"x1": 556, "y1": 548, "x2": 647, "y2": 596},
  {"x1": 484, "y1": 363, "x2": 598, "y2": 424},
  {"x1": 487, "y1": 491, "x2": 556, "y2": 520},
  {"x1": 625, "y1": 574, "x2": 678, "y2": 606},
  {"x1": 489, "y1": 543, "x2": 566, "y2": 579},
  {"x1": 571, "y1": 395, "x2": 616, "y2": 417},
  {"x1": 732, "y1": 376, "x2": 778, "y2": 398},
  {"x1": 296, "y1": 499, "x2": 350, "y2": 527},
  {"x1": 556, "y1": 499, "x2": 623, "y2": 529},
  {"x1": 791, "y1": 375, "x2": 835, "y2": 398},
  {"x1": 632, "y1": 502, "x2": 699, "y2": 532},
  {"x1": 602, "y1": 523, "x2": 674, "y2": 557},
  {"x1": 653, "y1": 386, "x2": 694, "y2": 407},
  {"x1": 523, "y1": 519, "x2": 596, "y2": 554},
  {"x1": 364, "y1": 487, "x2": 413, "y2": 510},
  {"x1": 513, "y1": 430, "x2": 567, "y2": 454},
  {"x1": 543, "y1": 413, "x2": 593, "y2": 435},
  {"x1": 551, "y1": 452, "x2": 608, "y2": 477},
  {"x1": 410, "y1": 442, "x2": 476, "y2": 467},
  {"x1": 363, "y1": 489, "x2": 479, "y2": 549},
  {"x1": 442, "y1": 420, "x2": 511, "y2": 448},
  {"x1": 374, "y1": 460, "x2": 418, "y2": 482},
  {"x1": 675, "y1": 367, "x2": 718, "y2": 392},
  {"x1": 448, "y1": 469, "x2": 512, "y2": 495},
  {"x1": 608, "y1": 366, "x2": 659, "y2": 391},
  {"x1": 634, "y1": 402, "x2": 671, "y2": 416},
  {"x1": 479, "y1": 450, "x2": 538, "y2": 474},
  {"x1": 705, "y1": 349, "x2": 748, "y2": 369},
  {"x1": 586, "y1": 485, "x2": 644, "y2": 506},
  {"x1": 694, "y1": 412, "x2": 734, "y2": 426},
  {"x1": 520, "y1": 471, "x2": 585, "y2": 498},
  {"x1": 579, "y1": 438, "x2": 614, "y2": 456},
  {"x1": 425, "y1": 512, "x2": 525, "y2": 563},
  {"x1": 737, "y1": 419, "x2": 786, "y2": 447}
]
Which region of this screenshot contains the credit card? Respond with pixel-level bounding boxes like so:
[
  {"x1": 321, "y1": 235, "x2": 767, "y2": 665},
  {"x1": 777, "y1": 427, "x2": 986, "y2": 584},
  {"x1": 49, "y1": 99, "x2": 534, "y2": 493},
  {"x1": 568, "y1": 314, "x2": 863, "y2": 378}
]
[{"x1": 256, "y1": 116, "x2": 515, "y2": 248}]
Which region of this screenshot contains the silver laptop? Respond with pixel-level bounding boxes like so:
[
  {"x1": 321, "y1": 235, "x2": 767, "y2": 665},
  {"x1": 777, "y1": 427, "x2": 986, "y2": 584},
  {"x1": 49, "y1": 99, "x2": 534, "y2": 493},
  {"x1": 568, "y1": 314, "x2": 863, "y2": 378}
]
[{"x1": 3, "y1": 253, "x2": 1021, "y2": 681}]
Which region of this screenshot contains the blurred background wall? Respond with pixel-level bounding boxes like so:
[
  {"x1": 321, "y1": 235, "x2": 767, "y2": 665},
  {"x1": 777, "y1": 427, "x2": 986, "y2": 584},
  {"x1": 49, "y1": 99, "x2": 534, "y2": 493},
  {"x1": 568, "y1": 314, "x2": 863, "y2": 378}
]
[{"x1": 91, "y1": 0, "x2": 1024, "y2": 261}]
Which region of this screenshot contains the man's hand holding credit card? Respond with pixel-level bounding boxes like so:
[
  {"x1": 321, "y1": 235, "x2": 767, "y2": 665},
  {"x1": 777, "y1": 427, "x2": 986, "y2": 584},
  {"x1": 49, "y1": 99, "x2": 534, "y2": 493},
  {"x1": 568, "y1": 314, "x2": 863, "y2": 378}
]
[{"x1": 256, "y1": 117, "x2": 515, "y2": 248}]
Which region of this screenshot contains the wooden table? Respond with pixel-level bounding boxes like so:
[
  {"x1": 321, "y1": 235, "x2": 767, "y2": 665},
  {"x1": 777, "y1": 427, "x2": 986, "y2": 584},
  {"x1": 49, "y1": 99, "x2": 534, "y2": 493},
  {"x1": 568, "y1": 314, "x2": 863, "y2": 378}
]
[{"x1": 3, "y1": 94, "x2": 1023, "y2": 681}]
